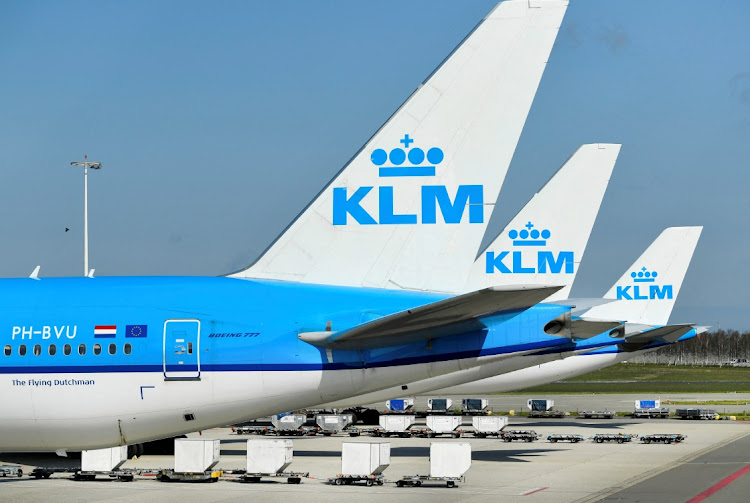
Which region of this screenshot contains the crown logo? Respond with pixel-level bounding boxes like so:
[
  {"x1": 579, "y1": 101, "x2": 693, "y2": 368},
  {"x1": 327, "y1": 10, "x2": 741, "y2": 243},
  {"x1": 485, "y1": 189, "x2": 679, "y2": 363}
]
[
  {"x1": 508, "y1": 222, "x2": 550, "y2": 246},
  {"x1": 631, "y1": 266, "x2": 658, "y2": 283},
  {"x1": 371, "y1": 134, "x2": 443, "y2": 177}
]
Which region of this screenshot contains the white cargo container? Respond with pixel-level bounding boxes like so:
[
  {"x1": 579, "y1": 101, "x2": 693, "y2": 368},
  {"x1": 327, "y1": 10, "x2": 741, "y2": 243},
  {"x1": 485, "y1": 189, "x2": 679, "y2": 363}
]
[
  {"x1": 635, "y1": 399, "x2": 660, "y2": 409},
  {"x1": 472, "y1": 415, "x2": 508, "y2": 433},
  {"x1": 427, "y1": 398, "x2": 452, "y2": 412},
  {"x1": 426, "y1": 415, "x2": 462, "y2": 434},
  {"x1": 430, "y1": 442, "x2": 471, "y2": 478},
  {"x1": 341, "y1": 442, "x2": 390, "y2": 476},
  {"x1": 462, "y1": 398, "x2": 489, "y2": 412},
  {"x1": 174, "y1": 439, "x2": 221, "y2": 473},
  {"x1": 378, "y1": 414, "x2": 416, "y2": 432},
  {"x1": 527, "y1": 399, "x2": 555, "y2": 411},
  {"x1": 315, "y1": 413, "x2": 353, "y2": 432},
  {"x1": 81, "y1": 446, "x2": 128, "y2": 472},
  {"x1": 386, "y1": 398, "x2": 414, "y2": 412},
  {"x1": 272, "y1": 414, "x2": 306, "y2": 430},
  {"x1": 246, "y1": 439, "x2": 293, "y2": 474}
]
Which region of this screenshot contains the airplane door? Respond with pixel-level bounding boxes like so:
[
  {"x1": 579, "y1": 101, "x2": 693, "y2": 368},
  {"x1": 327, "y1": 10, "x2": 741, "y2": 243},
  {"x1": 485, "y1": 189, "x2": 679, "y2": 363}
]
[{"x1": 163, "y1": 319, "x2": 201, "y2": 380}]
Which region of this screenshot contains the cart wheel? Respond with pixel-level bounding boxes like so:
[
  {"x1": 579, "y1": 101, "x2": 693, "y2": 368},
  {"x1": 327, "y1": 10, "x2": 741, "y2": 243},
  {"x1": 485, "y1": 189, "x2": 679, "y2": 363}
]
[
  {"x1": 18, "y1": 470, "x2": 23, "y2": 478},
  {"x1": 377, "y1": 480, "x2": 384, "y2": 485},
  {"x1": 447, "y1": 481, "x2": 455, "y2": 488},
  {"x1": 288, "y1": 477, "x2": 301, "y2": 484},
  {"x1": 617, "y1": 438, "x2": 624, "y2": 444},
  {"x1": 415, "y1": 480, "x2": 422, "y2": 487},
  {"x1": 335, "y1": 478, "x2": 343, "y2": 485},
  {"x1": 504, "y1": 437, "x2": 511, "y2": 442},
  {"x1": 644, "y1": 439, "x2": 651, "y2": 444},
  {"x1": 397, "y1": 480, "x2": 405, "y2": 487},
  {"x1": 366, "y1": 479, "x2": 374, "y2": 486},
  {"x1": 525, "y1": 437, "x2": 532, "y2": 442},
  {"x1": 596, "y1": 438, "x2": 603, "y2": 443},
  {"x1": 550, "y1": 438, "x2": 557, "y2": 443}
]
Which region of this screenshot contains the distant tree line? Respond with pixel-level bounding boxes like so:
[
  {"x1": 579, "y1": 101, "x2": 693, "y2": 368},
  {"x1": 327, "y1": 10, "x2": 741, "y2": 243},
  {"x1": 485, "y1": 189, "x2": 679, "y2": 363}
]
[{"x1": 626, "y1": 330, "x2": 750, "y2": 366}]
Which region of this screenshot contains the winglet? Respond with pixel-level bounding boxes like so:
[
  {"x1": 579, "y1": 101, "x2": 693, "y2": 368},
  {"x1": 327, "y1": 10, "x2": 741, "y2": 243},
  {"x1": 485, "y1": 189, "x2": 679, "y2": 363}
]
[
  {"x1": 87, "y1": 269, "x2": 96, "y2": 278},
  {"x1": 29, "y1": 265, "x2": 41, "y2": 280}
]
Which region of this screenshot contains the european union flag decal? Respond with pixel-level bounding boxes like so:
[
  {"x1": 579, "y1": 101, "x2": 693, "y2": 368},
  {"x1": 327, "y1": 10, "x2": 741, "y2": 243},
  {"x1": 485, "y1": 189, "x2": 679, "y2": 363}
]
[{"x1": 125, "y1": 325, "x2": 148, "y2": 338}]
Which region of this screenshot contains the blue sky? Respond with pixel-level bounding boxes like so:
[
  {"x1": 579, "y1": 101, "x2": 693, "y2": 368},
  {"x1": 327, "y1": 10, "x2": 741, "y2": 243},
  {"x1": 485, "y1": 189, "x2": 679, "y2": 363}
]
[{"x1": 1, "y1": 1, "x2": 748, "y2": 329}]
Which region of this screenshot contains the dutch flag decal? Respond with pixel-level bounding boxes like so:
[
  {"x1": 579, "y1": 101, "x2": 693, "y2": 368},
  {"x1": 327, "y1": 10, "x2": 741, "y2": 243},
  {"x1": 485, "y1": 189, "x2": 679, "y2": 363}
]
[{"x1": 94, "y1": 325, "x2": 117, "y2": 338}]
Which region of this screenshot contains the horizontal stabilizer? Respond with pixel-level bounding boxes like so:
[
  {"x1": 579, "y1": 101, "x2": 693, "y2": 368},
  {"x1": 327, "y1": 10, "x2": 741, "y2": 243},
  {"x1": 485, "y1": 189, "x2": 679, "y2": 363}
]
[
  {"x1": 624, "y1": 323, "x2": 695, "y2": 344},
  {"x1": 298, "y1": 285, "x2": 563, "y2": 350}
]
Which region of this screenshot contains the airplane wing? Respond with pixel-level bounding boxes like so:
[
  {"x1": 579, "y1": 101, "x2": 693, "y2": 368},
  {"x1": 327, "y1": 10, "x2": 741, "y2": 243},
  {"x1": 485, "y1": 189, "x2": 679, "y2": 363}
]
[{"x1": 298, "y1": 285, "x2": 563, "y2": 350}]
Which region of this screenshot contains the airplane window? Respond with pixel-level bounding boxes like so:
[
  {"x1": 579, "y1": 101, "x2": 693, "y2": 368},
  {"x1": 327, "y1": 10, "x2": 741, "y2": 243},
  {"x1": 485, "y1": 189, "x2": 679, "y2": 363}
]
[
  {"x1": 3, "y1": 345, "x2": 10, "y2": 356},
  {"x1": 49, "y1": 344, "x2": 57, "y2": 356},
  {"x1": 93, "y1": 344, "x2": 101, "y2": 356},
  {"x1": 124, "y1": 343, "x2": 132, "y2": 355},
  {"x1": 19, "y1": 345, "x2": 27, "y2": 356},
  {"x1": 33, "y1": 344, "x2": 41, "y2": 356},
  {"x1": 78, "y1": 344, "x2": 86, "y2": 356},
  {"x1": 63, "y1": 344, "x2": 71, "y2": 356},
  {"x1": 108, "y1": 343, "x2": 116, "y2": 355}
]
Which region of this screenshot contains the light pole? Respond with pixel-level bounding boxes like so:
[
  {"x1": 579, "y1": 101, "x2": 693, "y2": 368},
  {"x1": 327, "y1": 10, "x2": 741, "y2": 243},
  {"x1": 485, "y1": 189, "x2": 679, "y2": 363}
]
[{"x1": 70, "y1": 156, "x2": 101, "y2": 276}]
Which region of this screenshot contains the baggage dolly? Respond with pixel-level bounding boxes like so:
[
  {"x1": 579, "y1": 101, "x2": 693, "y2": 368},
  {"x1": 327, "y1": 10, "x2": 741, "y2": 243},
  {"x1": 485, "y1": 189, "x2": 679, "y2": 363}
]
[
  {"x1": 240, "y1": 471, "x2": 308, "y2": 484},
  {"x1": 640, "y1": 434, "x2": 686, "y2": 444},
  {"x1": 73, "y1": 469, "x2": 136, "y2": 481},
  {"x1": 157, "y1": 469, "x2": 223, "y2": 482},
  {"x1": 0, "y1": 465, "x2": 23, "y2": 477},
  {"x1": 500, "y1": 430, "x2": 539, "y2": 442},
  {"x1": 547, "y1": 434, "x2": 584, "y2": 443},
  {"x1": 590, "y1": 433, "x2": 637, "y2": 444},
  {"x1": 396, "y1": 474, "x2": 464, "y2": 488},
  {"x1": 328, "y1": 474, "x2": 385, "y2": 486}
]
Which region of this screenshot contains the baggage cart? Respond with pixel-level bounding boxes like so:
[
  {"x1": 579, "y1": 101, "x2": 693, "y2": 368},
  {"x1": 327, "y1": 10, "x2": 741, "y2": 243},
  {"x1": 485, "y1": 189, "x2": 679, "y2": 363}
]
[
  {"x1": 373, "y1": 414, "x2": 416, "y2": 437},
  {"x1": 590, "y1": 433, "x2": 637, "y2": 444},
  {"x1": 413, "y1": 415, "x2": 463, "y2": 438},
  {"x1": 462, "y1": 398, "x2": 489, "y2": 415},
  {"x1": 157, "y1": 469, "x2": 223, "y2": 482},
  {"x1": 500, "y1": 430, "x2": 539, "y2": 442},
  {"x1": 547, "y1": 434, "x2": 583, "y2": 443},
  {"x1": 386, "y1": 398, "x2": 414, "y2": 412},
  {"x1": 397, "y1": 442, "x2": 470, "y2": 488},
  {"x1": 675, "y1": 408, "x2": 719, "y2": 420},
  {"x1": 471, "y1": 415, "x2": 508, "y2": 437},
  {"x1": 427, "y1": 398, "x2": 453, "y2": 414},
  {"x1": 0, "y1": 465, "x2": 23, "y2": 477},
  {"x1": 578, "y1": 410, "x2": 615, "y2": 419},
  {"x1": 640, "y1": 433, "x2": 686, "y2": 444},
  {"x1": 315, "y1": 413, "x2": 354, "y2": 435}
]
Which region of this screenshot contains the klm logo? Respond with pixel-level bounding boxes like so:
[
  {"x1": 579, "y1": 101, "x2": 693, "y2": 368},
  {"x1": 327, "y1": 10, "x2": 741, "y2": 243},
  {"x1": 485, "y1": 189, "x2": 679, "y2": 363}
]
[
  {"x1": 485, "y1": 222, "x2": 574, "y2": 274},
  {"x1": 616, "y1": 267, "x2": 673, "y2": 300},
  {"x1": 333, "y1": 134, "x2": 484, "y2": 225}
]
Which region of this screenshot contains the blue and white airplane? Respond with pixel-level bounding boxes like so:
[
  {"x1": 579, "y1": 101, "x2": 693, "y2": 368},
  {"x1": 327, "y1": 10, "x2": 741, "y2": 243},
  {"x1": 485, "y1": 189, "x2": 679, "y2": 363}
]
[
  {"x1": 436, "y1": 226, "x2": 704, "y2": 394},
  {"x1": 1, "y1": 0, "x2": 578, "y2": 452}
]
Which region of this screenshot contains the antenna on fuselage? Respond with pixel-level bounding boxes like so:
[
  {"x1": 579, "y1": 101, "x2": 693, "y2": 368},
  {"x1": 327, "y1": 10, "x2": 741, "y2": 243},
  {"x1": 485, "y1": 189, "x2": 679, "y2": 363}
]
[{"x1": 29, "y1": 265, "x2": 41, "y2": 280}]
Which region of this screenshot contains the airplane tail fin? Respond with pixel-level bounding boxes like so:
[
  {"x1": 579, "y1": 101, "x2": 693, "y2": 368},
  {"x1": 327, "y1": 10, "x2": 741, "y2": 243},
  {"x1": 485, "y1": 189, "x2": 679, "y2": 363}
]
[
  {"x1": 583, "y1": 227, "x2": 703, "y2": 326},
  {"x1": 463, "y1": 143, "x2": 620, "y2": 298},
  {"x1": 229, "y1": 1, "x2": 569, "y2": 292}
]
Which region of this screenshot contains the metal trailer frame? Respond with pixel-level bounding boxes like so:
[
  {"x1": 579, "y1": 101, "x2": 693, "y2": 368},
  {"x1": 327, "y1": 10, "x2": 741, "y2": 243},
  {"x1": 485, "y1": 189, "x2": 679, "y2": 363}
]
[
  {"x1": 547, "y1": 434, "x2": 584, "y2": 443},
  {"x1": 397, "y1": 474, "x2": 464, "y2": 488},
  {"x1": 676, "y1": 408, "x2": 719, "y2": 420},
  {"x1": 500, "y1": 430, "x2": 540, "y2": 442},
  {"x1": 0, "y1": 465, "x2": 23, "y2": 477},
  {"x1": 640, "y1": 434, "x2": 687, "y2": 444},
  {"x1": 528, "y1": 410, "x2": 566, "y2": 418},
  {"x1": 328, "y1": 474, "x2": 385, "y2": 487},
  {"x1": 590, "y1": 433, "x2": 637, "y2": 444},
  {"x1": 633, "y1": 408, "x2": 670, "y2": 419},
  {"x1": 157, "y1": 469, "x2": 223, "y2": 482},
  {"x1": 240, "y1": 471, "x2": 308, "y2": 484},
  {"x1": 410, "y1": 428, "x2": 462, "y2": 438},
  {"x1": 233, "y1": 426, "x2": 271, "y2": 435},
  {"x1": 578, "y1": 411, "x2": 616, "y2": 419},
  {"x1": 471, "y1": 430, "x2": 503, "y2": 438},
  {"x1": 73, "y1": 470, "x2": 136, "y2": 482}
]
